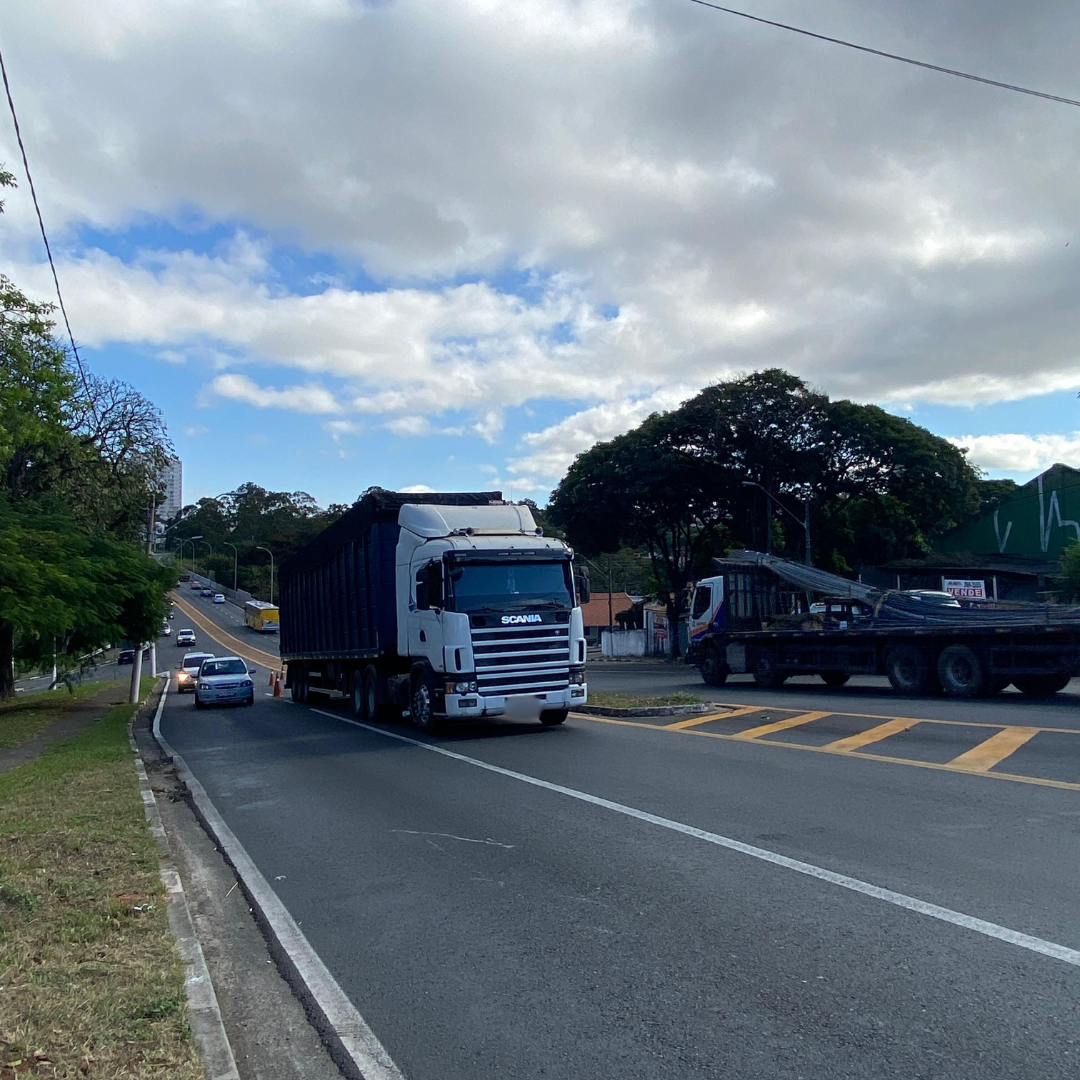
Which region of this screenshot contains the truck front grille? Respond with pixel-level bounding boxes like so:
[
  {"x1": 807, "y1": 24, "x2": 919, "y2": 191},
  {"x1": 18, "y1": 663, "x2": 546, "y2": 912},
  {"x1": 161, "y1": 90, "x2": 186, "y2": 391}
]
[{"x1": 471, "y1": 623, "x2": 570, "y2": 696}]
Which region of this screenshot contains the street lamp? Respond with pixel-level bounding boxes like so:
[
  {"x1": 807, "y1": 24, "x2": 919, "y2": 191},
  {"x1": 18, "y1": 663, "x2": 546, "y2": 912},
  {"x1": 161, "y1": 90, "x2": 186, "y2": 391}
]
[
  {"x1": 179, "y1": 535, "x2": 202, "y2": 573},
  {"x1": 196, "y1": 539, "x2": 212, "y2": 577},
  {"x1": 255, "y1": 546, "x2": 275, "y2": 605},
  {"x1": 223, "y1": 542, "x2": 238, "y2": 593},
  {"x1": 577, "y1": 554, "x2": 615, "y2": 635},
  {"x1": 742, "y1": 481, "x2": 811, "y2": 565}
]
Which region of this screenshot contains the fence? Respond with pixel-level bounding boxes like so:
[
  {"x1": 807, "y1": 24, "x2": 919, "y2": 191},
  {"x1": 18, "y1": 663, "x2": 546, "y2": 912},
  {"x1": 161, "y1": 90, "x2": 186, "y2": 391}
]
[{"x1": 601, "y1": 629, "x2": 646, "y2": 658}]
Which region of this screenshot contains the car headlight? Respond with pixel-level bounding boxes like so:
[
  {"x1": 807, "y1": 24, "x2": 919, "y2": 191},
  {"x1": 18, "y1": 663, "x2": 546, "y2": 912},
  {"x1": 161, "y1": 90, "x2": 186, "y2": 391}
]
[
  {"x1": 177, "y1": 672, "x2": 189, "y2": 681},
  {"x1": 242, "y1": 679, "x2": 252, "y2": 688},
  {"x1": 569, "y1": 670, "x2": 586, "y2": 685},
  {"x1": 448, "y1": 680, "x2": 478, "y2": 694}
]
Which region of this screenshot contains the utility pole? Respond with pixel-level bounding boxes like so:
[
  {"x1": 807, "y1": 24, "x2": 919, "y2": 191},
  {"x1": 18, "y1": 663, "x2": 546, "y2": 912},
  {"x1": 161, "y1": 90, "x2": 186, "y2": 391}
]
[
  {"x1": 129, "y1": 641, "x2": 143, "y2": 705},
  {"x1": 742, "y1": 481, "x2": 811, "y2": 565},
  {"x1": 256, "y1": 546, "x2": 275, "y2": 604}
]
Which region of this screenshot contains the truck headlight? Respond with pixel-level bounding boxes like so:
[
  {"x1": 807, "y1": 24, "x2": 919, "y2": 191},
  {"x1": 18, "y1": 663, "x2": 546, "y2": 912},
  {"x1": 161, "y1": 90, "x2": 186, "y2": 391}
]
[
  {"x1": 569, "y1": 670, "x2": 586, "y2": 685},
  {"x1": 449, "y1": 680, "x2": 478, "y2": 694}
]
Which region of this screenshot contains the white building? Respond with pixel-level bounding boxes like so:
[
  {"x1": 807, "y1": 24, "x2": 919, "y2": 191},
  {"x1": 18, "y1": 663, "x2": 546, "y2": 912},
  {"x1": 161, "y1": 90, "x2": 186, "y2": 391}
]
[{"x1": 157, "y1": 457, "x2": 182, "y2": 522}]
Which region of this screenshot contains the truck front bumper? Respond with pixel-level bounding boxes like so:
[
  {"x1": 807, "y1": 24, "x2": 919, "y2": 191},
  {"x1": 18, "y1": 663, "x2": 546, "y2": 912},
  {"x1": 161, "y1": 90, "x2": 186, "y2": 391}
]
[{"x1": 444, "y1": 684, "x2": 587, "y2": 719}]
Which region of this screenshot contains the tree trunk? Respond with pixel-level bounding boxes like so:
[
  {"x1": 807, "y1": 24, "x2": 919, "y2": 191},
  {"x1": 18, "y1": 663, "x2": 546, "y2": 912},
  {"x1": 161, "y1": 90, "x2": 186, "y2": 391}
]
[{"x1": 0, "y1": 622, "x2": 14, "y2": 701}]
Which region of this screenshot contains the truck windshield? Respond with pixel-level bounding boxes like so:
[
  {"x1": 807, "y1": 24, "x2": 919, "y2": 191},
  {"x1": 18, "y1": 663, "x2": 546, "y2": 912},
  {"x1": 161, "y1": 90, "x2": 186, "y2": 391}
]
[{"x1": 448, "y1": 562, "x2": 573, "y2": 613}]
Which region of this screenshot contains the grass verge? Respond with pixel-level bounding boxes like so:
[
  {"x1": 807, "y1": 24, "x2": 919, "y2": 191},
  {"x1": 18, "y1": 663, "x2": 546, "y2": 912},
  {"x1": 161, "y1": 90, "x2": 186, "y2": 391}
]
[
  {"x1": 585, "y1": 690, "x2": 703, "y2": 709},
  {"x1": 0, "y1": 681, "x2": 120, "y2": 751},
  {"x1": 0, "y1": 679, "x2": 202, "y2": 1079}
]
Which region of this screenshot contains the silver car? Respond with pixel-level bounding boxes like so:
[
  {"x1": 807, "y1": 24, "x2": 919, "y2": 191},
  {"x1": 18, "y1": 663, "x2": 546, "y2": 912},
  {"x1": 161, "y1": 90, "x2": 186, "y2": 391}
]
[
  {"x1": 177, "y1": 652, "x2": 215, "y2": 693},
  {"x1": 194, "y1": 656, "x2": 255, "y2": 708}
]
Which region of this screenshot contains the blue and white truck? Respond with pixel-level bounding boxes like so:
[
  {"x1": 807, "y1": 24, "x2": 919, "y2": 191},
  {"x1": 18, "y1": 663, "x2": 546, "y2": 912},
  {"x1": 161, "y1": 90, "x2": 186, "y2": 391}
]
[{"x1": 279, "y1": 490, "x2": 588, "y2": 729}]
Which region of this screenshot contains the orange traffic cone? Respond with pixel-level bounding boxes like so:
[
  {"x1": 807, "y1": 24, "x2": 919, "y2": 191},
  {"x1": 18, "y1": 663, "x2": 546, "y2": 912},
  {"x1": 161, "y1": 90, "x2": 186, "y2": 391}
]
[{"x1": 273, "y1": 672, "x2": 282, "y2": 698}]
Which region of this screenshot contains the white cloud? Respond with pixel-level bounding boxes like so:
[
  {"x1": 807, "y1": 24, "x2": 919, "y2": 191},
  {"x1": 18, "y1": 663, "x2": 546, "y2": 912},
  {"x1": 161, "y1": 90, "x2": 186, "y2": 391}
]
[
  {"x1": 948, "y1": 433, "x2": 1080, "y2": 474},
  {"x1": 400, "y1": 484, "x2": 436, "y2": 493},
  {"x1": 385, "y1": 416, "x2": 433, "y2": 437},
  {"x1": 183, "y1": 424, "x2": 209, "y2": 437},
  {"x1": 209, "y1": 373, "x2": 342, "y2": 414}
]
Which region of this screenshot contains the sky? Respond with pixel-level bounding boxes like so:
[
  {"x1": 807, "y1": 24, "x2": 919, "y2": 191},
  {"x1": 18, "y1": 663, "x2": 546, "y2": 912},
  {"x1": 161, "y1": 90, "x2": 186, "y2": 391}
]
[{"x1": 4, "y1": 0, "x2": 1080, "y2": 508}]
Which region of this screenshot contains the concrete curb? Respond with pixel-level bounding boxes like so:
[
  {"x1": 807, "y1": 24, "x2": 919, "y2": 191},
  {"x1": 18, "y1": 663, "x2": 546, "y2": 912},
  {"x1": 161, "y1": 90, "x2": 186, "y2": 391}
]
[
  {"x1": 152, "y1": 692, "x2": 404, "y2": 1080},
  {"x1": 130, "y1": 679, "x2": 241, "y2": 1080},
  {"x1": 573, "y1": 702, "x2": 719, "y2": 718}
]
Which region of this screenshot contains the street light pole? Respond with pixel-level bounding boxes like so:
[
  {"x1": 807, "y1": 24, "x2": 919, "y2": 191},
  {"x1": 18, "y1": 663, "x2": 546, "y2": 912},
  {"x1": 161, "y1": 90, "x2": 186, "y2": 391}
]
[
  {"x1": 742, "y1": 481, "x2": 811, "y2": 565},
  {"x1": 223, "y1": 542, "x2": 238, "y2": 593},
  {"x1": 196, "y1": 539, "x2": 212, "y2": 578},
  {"x1": 255, "y1": 546, "x2": 275, "y2": 604}
]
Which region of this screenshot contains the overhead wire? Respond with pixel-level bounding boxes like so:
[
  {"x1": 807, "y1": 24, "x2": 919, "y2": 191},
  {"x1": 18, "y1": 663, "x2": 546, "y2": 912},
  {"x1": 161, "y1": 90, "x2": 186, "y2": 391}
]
[
  {"x1": 0, "y1": 40, "x2": 98, "y2": 422},
  {"x1": 687, "y1": 0, "x2": 1080, "y2": 108}
]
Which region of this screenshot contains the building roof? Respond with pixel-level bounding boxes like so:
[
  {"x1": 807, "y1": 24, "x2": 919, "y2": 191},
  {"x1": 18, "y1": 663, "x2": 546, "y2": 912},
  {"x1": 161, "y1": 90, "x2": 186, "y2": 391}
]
[{"x1": 580, "y1": 592, "x2": 636, "y2": 627}]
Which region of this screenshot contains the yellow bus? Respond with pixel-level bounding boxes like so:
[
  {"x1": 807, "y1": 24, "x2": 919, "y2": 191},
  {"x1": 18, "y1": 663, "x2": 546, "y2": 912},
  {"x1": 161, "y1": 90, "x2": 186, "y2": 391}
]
[{"x1": 245, "y1": 600, "x2": 280, "y2": 633}]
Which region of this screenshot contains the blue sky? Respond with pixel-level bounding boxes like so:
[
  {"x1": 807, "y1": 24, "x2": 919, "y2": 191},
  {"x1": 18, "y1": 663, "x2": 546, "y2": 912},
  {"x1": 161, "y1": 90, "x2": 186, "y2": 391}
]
[{"x1": 7, "y1": 0, "x2": 1080, "y2": 511}]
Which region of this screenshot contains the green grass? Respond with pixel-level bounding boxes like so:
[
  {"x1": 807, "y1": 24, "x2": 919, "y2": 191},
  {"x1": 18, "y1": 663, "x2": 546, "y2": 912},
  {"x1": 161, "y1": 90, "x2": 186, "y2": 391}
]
[
  {"x1": 0, "y1": 680, "x2": 201, "y2": 1079},
  {"x1": 586, "y1": 690, "x2": 703, "y2": 709},
  {"x1": 0, "y1": 680, "x2": 119, "y2": 750}
]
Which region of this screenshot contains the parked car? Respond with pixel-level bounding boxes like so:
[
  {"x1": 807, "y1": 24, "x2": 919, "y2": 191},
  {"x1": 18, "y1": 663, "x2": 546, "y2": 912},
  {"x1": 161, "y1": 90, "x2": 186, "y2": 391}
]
[
  {"x1": 176, "y1": 628, "x2": 196, "y2": 647},
  {"x1": 117, "y1": 646, "x2": 151, "y2": 665},
  {"x1": 213, "y1": 593, "x2": 225, "y2": 604},
  {"x1": 201, "y1": 587, "x2": 213, "y2": 597},
  {"x1": 177, "y1": 652, "x2": 215, "y2": 693},
  {"x1": 194, "y1": 656, "x2": 255, "y2": 708}
]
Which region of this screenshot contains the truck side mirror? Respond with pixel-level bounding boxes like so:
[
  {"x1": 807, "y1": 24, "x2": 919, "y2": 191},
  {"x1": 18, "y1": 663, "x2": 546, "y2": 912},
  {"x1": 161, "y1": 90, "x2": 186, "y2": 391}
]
[{"x1": 575, "y1": 569, "x2": 590, "y2": 604}]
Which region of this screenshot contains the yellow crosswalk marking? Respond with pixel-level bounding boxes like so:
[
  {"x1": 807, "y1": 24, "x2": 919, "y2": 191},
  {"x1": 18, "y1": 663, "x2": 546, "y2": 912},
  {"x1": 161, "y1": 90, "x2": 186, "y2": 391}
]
[
  {"x1": 823, "y1": 717, "x2": 921, "y2": 752},
  {"x1": 948, "y1": 727, "x2": 1040, "y2": 772},
  {"x1": 729, "y1": 711, "x2": 829, "y2": 740},
  {"x1": 665, "y1": 705, "x2": 762, "y2": 730}
]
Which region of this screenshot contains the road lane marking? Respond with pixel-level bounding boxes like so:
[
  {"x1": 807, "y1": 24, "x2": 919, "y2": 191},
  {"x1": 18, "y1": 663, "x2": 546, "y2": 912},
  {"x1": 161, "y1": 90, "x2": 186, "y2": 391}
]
[
  {"x1": 311, "y1": 707, "x2": 1080, "y2": 970},
  {"x1": 824, "y1": 717, "x2": 922, "y2": 753},
  {"x1": 730, "y1": 711, "x2": 829, "y2": 740},
  {"x1": 665, "y1": 705, "x2": 760, "y2": 730},
  {"x1": 170, "y1": 593, "x2": 279, "y2": 669},
  {"x1": 571, "y1": 713, "x2": 1080, "y2": 792},
  {"x1": 949, "y1": 727, "x2": 1041, "y2": 772},
  {"x1": 154, "y1": 699, "x2": 405, "y2": 1080}
]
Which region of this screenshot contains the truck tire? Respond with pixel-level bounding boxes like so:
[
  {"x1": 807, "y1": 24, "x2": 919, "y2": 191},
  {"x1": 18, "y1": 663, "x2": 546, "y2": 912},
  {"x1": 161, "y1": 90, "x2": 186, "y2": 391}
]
[
  {"x1": 819, "y1": 671, "x2": 850, "y2": 688},
  {"x1": 885, "y1": 646, "x2": 934, "y2": 694},
  {"x1": 540, "y1": 708, "x2": 569, "y2": 726},
  {"x1": 701, "y1": 646, "x2": 729, "y2": 687},
  {"x1": 410, "y1": 668, "x2": 438, "y2": 734},
  {"x1": 1012, "y1": 673, "x2": 1071, "y2": 696},
  {"x1": 362, "y1": 665, "x2": 381, "y2": 719},
  {"x1": 937, "y1": 645, "x2": 986, "y2": 697},
  {"x1": 290, "y1": 666, "x2": 308, "y2": 704},
  {"x1": 752, "y1": 651, "x2": 786, "y2": 689},
  {"x1": 349, "y1": 671, "x2": 364, "y2": 718}
]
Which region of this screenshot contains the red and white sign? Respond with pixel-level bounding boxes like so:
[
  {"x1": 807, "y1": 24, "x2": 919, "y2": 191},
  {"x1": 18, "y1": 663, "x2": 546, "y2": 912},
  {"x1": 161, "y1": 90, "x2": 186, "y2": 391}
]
[{"x1": 942, "y1": 578, "x2": 987, "y2": 600}]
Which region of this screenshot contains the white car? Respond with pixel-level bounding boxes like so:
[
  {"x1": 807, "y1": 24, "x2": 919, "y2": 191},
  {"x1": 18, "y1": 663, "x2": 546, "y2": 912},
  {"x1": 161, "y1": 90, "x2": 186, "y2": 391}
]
[
  {"x1": 160, "y1": 622, "x2": 172, "y2": 636},
  {"x1": 176, "y1": 651, "x2": 215, "y2": 693},
  {"x1": 176, "y1": 628, "x2": 196, "y2": 647},
  {"x1": 194, "y1": 656, "x2": 255, "y2": 708},
  {"x1": 213, "y1": 594, "x2": 226, "y2": 604}
]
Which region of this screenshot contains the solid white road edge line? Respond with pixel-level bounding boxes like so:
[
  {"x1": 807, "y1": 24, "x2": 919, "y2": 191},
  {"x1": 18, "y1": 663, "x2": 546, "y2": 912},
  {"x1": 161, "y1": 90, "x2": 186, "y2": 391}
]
[
  {"x1": 137, "y1": 679, "x2": 240, "y2": 1080},
  {"x1": 311, "y1": 708, "x2": 1080, "y2": 971},
  {"x1": 155, "y1": 695, "x2": 405, "y2": 1080}
]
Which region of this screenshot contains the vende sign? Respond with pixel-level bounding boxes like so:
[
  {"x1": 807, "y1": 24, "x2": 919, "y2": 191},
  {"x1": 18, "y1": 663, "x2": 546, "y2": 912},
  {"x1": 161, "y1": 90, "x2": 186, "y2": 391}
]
[{"x1": 943, "y1": 578, "x2": 987, "y2": 600}]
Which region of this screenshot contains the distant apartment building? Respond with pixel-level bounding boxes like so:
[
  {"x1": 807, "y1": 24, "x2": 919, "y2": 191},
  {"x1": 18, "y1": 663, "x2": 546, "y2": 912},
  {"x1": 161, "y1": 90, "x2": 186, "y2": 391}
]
[{"x1": 157, "y1": 457, "x2": 183, "y2": 522}]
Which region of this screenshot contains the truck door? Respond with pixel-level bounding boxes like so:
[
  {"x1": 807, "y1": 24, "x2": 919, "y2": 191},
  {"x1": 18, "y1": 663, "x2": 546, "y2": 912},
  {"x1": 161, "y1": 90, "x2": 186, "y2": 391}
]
[
  {"x1": 408, "y1": 560, "x2": 444, "y2": 670},
  {"x1": 689, "y1": 576, "x2": 725, "y2": 643}
]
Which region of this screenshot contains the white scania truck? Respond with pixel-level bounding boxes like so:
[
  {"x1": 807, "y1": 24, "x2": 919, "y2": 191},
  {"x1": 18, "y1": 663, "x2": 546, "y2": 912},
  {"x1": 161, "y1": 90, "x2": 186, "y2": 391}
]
[{"x1": 279, "y1": 491, "x2": 588, "y2": 730}]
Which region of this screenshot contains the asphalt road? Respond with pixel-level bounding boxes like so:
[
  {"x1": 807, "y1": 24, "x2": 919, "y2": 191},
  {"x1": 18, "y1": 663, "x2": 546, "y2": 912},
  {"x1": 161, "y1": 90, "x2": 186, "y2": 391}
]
[
  {"x1": 161, "y1": 620, "x2": 1080, "y2": 1079},
  {"x1": 171, "y1": 584, "x2": 281, "y2": 659}
]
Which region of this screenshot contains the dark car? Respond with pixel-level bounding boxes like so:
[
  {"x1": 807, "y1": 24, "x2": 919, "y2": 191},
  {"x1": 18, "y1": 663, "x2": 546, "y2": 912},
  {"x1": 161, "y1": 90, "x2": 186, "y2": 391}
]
[
  {"x1": 201, "y1": 587, "x2": 213, "y2": 597},
  {"x1": 117, "y1": 646, "x2": 151, "y2": 665}
]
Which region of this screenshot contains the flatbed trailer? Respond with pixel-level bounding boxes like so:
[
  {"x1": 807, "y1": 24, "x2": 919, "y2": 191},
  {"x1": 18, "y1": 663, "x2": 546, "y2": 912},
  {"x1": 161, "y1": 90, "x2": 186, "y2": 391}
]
[{"x1": 686, "y1": 551, "x2": 1080, "y2": 697}]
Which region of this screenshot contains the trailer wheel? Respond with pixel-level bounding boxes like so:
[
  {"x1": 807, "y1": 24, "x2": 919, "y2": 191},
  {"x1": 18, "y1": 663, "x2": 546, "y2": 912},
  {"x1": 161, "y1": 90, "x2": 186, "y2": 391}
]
[
  {"x1": 819, "y1": 671, "x2": 850, "y2": 688},
  {"x1": 701, "y1": 646, "x2": 729, "y2": 687},
  {"x1": 937, "y1": 645, "x2": 986, "y2": 697},
  {"x1": 410, "y1": 668, "x2": 438, "y2": 734},
  {"x1": 752, "y1": 652, "x2": 786, "y2": 689},
  {"x1": 290, "y1": 666, "x2": 308, "y2": 704},
  {"x1": 1012, "y1": 673, "x2": 1071, "y2": 696},
  {"x1": 885, "y1": 646, "x2": 933, "y2": 694},
  {"x1": 362, "y1": 665, "x2": 381, "y2": 719},
  {"x1": 349, "y1": 671, "x2": 364, "y2": 718}
]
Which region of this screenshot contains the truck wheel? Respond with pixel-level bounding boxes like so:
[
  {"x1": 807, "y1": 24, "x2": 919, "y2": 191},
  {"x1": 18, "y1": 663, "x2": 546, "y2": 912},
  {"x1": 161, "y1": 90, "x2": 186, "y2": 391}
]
[
  {"x1": 540, "y1": 708, "x2": 569, "y2": 726},
  {"x1": 819, "y1": 671, "x2": 850, "y2": 688},
  {"x1": 752, "y1": 652, "x2": 786, "y2": 689},
  {"x1": 937, "y1": 645, "x2": 986, "y2": 697},
  {"x1": 349, "y1": 671, "x2": 364, "y2": 718},
  {"x1": 1012, "y1": 673, "x2": 1070, "y2": 696},
  {"x1": 290, "y1": 667, "x2": 307, "y2": 704},
  {"x1": 362, "y1": 665, "x2": 381, "y2": 719},
  {"x1": 410, "y1": 670, "x2": 438, "y2": 734},
  {"x1": 885, "y1": 646, "x2": 933, "y2": 694},
  {"x1": 701, "y1": 647, "x2": 729, "y2": 687}
]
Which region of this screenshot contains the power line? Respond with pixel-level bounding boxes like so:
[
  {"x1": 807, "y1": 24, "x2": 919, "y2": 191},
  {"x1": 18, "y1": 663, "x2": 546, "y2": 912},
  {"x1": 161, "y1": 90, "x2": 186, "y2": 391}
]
[
  {"x1": 687, "y1": 0, "x2": 1080, "y2": 108},
  {"x1": 0, "y1": 41, "x2": 97, "y2": 420}
]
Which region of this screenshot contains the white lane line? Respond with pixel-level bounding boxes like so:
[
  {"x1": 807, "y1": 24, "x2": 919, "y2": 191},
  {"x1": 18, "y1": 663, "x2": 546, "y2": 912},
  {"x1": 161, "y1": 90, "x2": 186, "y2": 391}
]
[
  {"x1": 311, "y1": 708, "x2": 1080, "y2": 971},
  {"x1": 157, "y1": 702, "x2": 405, "y2": 1080}
]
